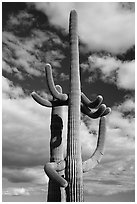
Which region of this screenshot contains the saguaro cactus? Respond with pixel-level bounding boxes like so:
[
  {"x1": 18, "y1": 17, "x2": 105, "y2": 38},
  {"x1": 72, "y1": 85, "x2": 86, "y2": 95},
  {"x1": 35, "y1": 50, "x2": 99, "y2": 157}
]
[{"x1": 31, "y1": 10, "x2": 111, "y2": 202}]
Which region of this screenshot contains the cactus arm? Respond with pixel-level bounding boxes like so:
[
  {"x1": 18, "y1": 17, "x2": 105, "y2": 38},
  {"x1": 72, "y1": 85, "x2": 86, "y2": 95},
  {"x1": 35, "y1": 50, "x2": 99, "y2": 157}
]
[
  {"x1": 82, "y1": 116, "x2": 106, "y2": 173},
  {"x1": 31, "y1": 85, "x2": 68, "y2": 107},
  {"x1": 81, "y1": 103, "x2": 106, "y2": 119},
  {"x1": 101, "y1": 107, "x2": 111, "y2": 116},
  {"x1": 45, "y1": 64, "x2": 68, "y2": 101},
  {"x1": 31, "y1": 91, "x2": 52, "y2": 107},
  {"x1": 31, "y1": 91, "x2": 68, "y2": 107},
  {"x1": 81, "y1": 93, "x2": 111, "y2": 117},
  {"x1": 44, "y1": 162, "x2": 68, "y2": 187},
  {"x1": 52, "y1": 85, "x2": 68, "y2": 106},
  {"x1": 81, "y1": 92, "x2": 103, "y2": 108}
]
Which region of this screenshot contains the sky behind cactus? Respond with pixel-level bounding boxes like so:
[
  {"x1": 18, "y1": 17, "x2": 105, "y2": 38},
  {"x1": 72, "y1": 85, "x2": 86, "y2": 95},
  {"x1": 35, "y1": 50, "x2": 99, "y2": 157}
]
[{"x1": 2, "y1": 2, "x2": 135, "y2": 202}]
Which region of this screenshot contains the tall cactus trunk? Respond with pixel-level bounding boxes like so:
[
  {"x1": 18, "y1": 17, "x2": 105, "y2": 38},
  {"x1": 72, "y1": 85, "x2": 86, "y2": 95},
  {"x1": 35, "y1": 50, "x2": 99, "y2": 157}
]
[
  {"x1": 66, "y1": 10, "x2": 84, "y2": 202},
  {"x1": 47, "y1": 86, "x2": 66, "y2": 202}
]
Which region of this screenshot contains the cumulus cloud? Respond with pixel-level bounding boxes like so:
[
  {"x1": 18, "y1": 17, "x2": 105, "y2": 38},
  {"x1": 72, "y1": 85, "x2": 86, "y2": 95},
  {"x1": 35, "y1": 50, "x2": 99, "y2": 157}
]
[
  {"x1": 2, "y1": 77, "x2": 51, "y2": 196},
  {"x1": 2, "y1": 95, "x2": 51, "y2": 168},
  {"x1": 84, "y1": 160, "x2": 134, "y2": 196},
  {"x1": 83, "y1": 135, "x2": 134, "y2": 196},
  {"x1": 33, "y1": 2, "x2": 135, "y2": 54},
  {"x1": 2, "y1": 77, "x2": 50, "y2": 169},
  {"x1": 2, "y1": 185, "x2": 48, "y2": 200},
  {"x1": 2, "y1": 31, "x2": 43, "y2": 77},
  {"x1": 117, "y1": 61, "x2": 135, "y2": 90},
  {"x1": 59, "y1": 72, "x2": 69, "y2": 81},
  {"x1": 2, "y1": 76, "x2": 24, "y2": 98},
  {"x1": 2, "y1": 9, "x2": 67, "y2": 80},
  {"x1": 82, "y1": 96, "x2": 135, "y2": 196},
  {"x1": 80, "y1": 95, "x2": 135, "y2": 196},
  {"x1": 3, "y1": 187, "x2": 30, "y2": 196},
  {"x1": 85, "y1": 55, "x2": 135, "y2": 90},
  {"x1": 3, "y1": 30, "x2": 66, "y2": 78},
  {"x1": 3, "y1": 166, "x2": 48, "y2": 185},
  {"x1": 117, "y1": 98, "x2": 135, "y2": 113}
]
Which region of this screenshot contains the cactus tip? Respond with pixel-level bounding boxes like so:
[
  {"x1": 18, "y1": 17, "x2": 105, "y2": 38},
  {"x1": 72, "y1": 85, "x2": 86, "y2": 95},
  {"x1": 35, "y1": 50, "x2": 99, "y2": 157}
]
[
  {"x1": 56, "y1": 85, "x2": 62, "y2": 93},
  {"x1": 45, "y1": 63, "x2": 51, "y2": 68},
  {"x1": 100, "y1": 104, "x2": 106, "y2": 110},
  {"x1": 31, "y1": 91, "x2": 36, "y2": 97},
  {"x1": 108, "y1": 107, "x2": 111, "y2": 114},
  {"x1": 97, "y1": 95, "x2": 103, "y2": 100},
  {"x1": 101, "y1": 115, "x2": 106, "y2": 119},
  {"x1": 71, "y1": 9, "x2": 77, "y2": 14},
  {"x1": 70, "y1": 9, "x2": 77, "y2": 18}
]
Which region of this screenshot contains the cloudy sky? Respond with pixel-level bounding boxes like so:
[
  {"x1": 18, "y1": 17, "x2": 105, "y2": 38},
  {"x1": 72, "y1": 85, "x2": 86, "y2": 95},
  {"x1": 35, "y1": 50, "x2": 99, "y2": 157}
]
[{"x1": 2, "y1": 2, "x2": 135, "y2": 202}]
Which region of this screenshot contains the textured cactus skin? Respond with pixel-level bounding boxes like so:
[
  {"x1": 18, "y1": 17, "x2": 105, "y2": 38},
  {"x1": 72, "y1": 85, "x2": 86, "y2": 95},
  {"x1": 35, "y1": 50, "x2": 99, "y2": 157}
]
[
  {"x1": 65, "y1": 10, "x2": 83, "y2": 202},
  {"x1": 31, "y1": 10, "x2": 111, "y2": 202},
  {"x1": 45, "y1": 85, "x2": 67, "y2": 201}
]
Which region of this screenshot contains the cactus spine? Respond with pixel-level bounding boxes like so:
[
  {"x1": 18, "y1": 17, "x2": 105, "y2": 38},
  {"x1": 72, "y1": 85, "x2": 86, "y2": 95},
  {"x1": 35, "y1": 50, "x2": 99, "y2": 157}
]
[{"x1": 31, "y1": 10, "x2": 111, "y2": 202}]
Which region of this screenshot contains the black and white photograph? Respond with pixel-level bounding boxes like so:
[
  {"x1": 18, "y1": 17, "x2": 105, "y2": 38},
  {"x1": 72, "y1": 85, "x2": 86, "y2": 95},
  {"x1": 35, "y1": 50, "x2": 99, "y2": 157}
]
[{"x1": 2, "y1": 2, "x2": 135, "y2": 202}]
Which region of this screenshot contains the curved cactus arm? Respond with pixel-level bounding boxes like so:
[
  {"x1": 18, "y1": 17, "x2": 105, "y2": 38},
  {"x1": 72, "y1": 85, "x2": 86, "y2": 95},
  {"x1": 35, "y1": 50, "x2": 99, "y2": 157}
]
[
  {"x1": 31, "y1": 86, "x2": 69, "y2": 107},
  {"x1": 52, "y1": 85, "x2": 68, "y2": 106},
  {"x1": 44, "y1": 161, "x2": 68, "y2": 188},
  {"x1": 81, "y1": 103, "x2": 106, "y2": 119},
  {"x1": 55, "y1": 84, "x2": 62, "y2": 95},
  {"x1": 82, "y1": 116, "x2": 106, "y2": 173},
  {"x1": 81, "y1": 92, "x2": 103, "y2": 109},
  {"x1": 45, "y1": 64, "x2": 68, "y2": 101},
  {"x1": 31, "y1": 91, "x2": 52, "y2": 107},
  {"x1": 101, "y1": 107, "x2": 111, "y2": 116}
]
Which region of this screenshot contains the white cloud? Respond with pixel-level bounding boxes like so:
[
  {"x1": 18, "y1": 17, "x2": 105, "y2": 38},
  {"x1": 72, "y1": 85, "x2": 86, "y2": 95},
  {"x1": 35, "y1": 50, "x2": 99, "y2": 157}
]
[
  {"x1": 3, "y1": 166, "x2": 48, "y2": 185},
  {"x1": 2, "y1": 27, "x2": 66, "y2": 79},
  {"x1": 59, "y1": 72, "x2": 69, "y2": 81},
  {"x1": 82, "y1": 96, "x2": 134, "y2": 195},
  {"x1": 88, "y1": 55, "x2": 135, "y2": 90},
  {"x1": 2, "y1": 60, "x2": 12, "y2": 73},
  {"x1": 117, "y1": 61, "x2": 135, "y2": 89},
  {"x1": 2, "y1": 96, "x2": 51, "y2": 168},
  {"x1": 2, "y1": 77, "x2": 51, "y2": 169},
  {"x1": 3, "y1": 187, "x2": 30, "y2": 196},
  {"x1": 2, "y1": 76, "x2": 24, "y2": 98},
  {"x1": 6, "y1": 11, "x2": 34, "y2": 29},
  {"x1": 2, "y1": 185, "x2": 48, "y2": 199},
  {"x1": 117, "y1": 98, "x2": 135, "y2": 112},
  {"x1": 2, "y1": 31, "x2": 42, "y2": 77},
  {"x1": 34, "y1": 2, "x2": 135, "y2": 54},
  {"x1": 84, "y1": 147, "x2": 134, "y2": 196}
]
